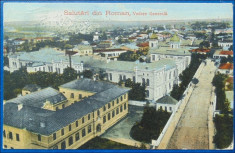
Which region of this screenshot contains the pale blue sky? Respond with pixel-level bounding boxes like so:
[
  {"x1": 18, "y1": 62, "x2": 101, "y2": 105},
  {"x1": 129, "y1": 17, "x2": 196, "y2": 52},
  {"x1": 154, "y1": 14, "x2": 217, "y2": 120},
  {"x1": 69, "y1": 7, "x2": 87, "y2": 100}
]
[{"x1": 3, "y1": 3, "x2": 233, "y2": 22}]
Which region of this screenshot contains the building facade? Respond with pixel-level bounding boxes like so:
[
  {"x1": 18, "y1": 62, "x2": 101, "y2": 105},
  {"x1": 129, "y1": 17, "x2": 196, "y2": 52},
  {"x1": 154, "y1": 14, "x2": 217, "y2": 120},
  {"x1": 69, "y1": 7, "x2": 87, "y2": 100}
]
[{"x1": 3, "y1": 78, "x2": 130, "y2": 149}]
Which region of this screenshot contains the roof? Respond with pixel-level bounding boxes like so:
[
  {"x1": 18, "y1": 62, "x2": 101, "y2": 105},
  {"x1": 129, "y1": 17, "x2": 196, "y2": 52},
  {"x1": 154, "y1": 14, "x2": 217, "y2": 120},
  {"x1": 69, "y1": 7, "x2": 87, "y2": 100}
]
[
  {"x1": 219, "y1": 63, "x2": 233, "y2": 70},
  {"x1": 60, "y1": 78, "x2": 117, "y2": 93},
  {"x1": 149, "y1": 46, "x2": 191, "y2": 56},
  {"x1": 170, "y1": 33, "x2": 180, "y2": 42},
  {"x1": 93, "y1": 48, "x2": 126, "y2": 53},
  {"x1": 4, "y1": 79, "x2": 130, "y2": 135},
  {"x1": 220, "y1": 51, "x2": 233, "y2": 56},
  {"x1": 23, "y1": 84, "x2": 41, "y2": 92},
  {"x1": 74, "y1": 45, "x2": 92, "y2": 50},
  {"x1": 156, "y1": 95, "x2": 178, "y2": 105},
  {"x1": 190, "y1": 48, "x2": 210, "y2": 53},
  {"x1": 6, "y1": 87, "x2": 67, "y2": 108},
  {"x1": 137, "y1": 42, "x2": 149, "y2": 47}
]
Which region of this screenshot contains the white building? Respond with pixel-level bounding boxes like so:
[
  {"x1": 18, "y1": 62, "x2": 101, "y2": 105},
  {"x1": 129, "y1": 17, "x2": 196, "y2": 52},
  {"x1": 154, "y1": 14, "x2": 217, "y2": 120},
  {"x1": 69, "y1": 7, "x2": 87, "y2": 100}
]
[
  {"x1": 218, "y1": 41, "x2": 233, "y2": 50},
  {"x1": 156, "y1": 95, "x2": 178, "y2": 112},
  {"x1": 93, "y1": 48, "x2": 127, "y2": 58},
  {"x1": 72, "y1": 45, "x2": 93, "y2": 56}
]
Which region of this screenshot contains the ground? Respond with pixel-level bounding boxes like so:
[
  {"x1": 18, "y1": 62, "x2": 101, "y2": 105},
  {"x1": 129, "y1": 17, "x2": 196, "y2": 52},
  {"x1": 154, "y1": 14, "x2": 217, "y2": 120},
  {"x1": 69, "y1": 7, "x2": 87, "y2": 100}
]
[
  {"x1": 167, "y1": 60, "x2": 216, "y2": 149},
  {"x1": 101, "y1": 105, "x2": 149, "y2": 148}
]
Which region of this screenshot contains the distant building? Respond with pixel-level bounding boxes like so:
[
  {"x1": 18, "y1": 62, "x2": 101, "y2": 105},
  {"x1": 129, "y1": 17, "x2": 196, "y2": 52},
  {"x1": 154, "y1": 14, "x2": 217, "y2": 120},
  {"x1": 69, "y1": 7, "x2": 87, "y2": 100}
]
[
  {"x1": 72, "y1": 45, "x2": 93, "y2": 56},
  {"x1": 156, "y1": 95, "x2": 178, "y2": 112},
  {"x1": 218, "y1": 40, "x2": 233, "y2": 50},
  {"x1": 22, "y1": 84, "x2": 41, "y2": 96},
  {"x1": 213, "y1": 50, "x2": 233, "y2": 59},
  {"x1": 3, "y1": 78, "x2": 130, "y2": 149},
  {"x1": 218, "y1": 62, "x2": 233, "y2": 75},
  {"x1": 93, "y1": 48, "x2": 127, "y2": 58}
]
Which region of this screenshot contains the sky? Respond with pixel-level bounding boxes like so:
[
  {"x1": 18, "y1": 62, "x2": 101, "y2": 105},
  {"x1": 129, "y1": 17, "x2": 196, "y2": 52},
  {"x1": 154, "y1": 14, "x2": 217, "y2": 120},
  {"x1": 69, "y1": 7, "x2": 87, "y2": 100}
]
[{"x1": 3, "y1": 3, "x2": 233, "y2": 22}]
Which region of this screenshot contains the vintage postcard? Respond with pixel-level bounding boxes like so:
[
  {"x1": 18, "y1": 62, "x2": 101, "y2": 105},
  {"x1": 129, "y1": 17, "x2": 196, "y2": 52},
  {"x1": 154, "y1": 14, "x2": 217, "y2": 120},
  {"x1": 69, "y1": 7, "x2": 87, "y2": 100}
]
[{"x1": 1, "y1": 0, "x2": 234, "y2": 152}]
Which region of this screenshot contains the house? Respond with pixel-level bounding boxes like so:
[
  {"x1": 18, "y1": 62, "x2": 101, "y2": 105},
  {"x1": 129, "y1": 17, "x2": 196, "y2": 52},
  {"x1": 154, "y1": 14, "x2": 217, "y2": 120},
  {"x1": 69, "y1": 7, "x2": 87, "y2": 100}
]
[
  {"x1": 22, "y1": 84, "x2": 41, "y2": 96},
  {"x1": 218, "y1": 62, "x2": 233, "y2": 74},
  {"x1": 3, "y1": 78, "x2": 130, "y2": 149},
  {"x1": 156, "y1": 95, "x2": 178, "y2": 112},
  {"x1": 213, "y1": 50, "x2": 233, "y2": 59},
  {"x1": 190, "y1": 48, "x2": 211, "y2": 55},
  {"x1": 72, "y1": 45, "x2": 93, "y2": 56},
  {"x1": 218, "y1": 40, "x2": 233, "y2": 50}
]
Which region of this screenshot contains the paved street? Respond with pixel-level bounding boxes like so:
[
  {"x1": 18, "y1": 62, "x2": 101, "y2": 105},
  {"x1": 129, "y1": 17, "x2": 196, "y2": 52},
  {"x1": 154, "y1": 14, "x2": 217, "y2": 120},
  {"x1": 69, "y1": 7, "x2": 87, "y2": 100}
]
[{"x1": 167, "y1": 60, "x2": 216, "y2": 149}]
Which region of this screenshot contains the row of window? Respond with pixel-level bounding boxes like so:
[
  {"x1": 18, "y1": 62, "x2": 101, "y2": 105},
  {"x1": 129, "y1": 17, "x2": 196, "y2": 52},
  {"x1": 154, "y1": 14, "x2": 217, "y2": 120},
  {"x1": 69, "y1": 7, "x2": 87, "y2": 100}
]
[
  {"x1": 3, "y1": 130, "x2": 20, "y2": 141},
  {"x1": 102, "y1": 95, "x2": 127, "y2": 113},
  {"x1": 103, "y1": 103, "x2": 127, "y2": 124},
  {"x1": 52, "y1": 125, "x2": 92, "y2": 149},
  {"x1": 70, "y1": 93, "x2": 83, "y2": 99}
]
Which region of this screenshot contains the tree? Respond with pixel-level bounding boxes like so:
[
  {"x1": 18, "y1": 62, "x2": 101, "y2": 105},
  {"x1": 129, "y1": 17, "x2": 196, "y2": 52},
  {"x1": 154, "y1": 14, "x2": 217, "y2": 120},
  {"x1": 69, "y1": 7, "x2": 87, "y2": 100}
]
[
  {"x1": 62, "y1": 67, "x2": 77, "y2": 83},
  {"x1": 82, "y1": 70, "x2": 93, "y2": 79},
  {"x1": 64, "y1": 44, "x2": 73, "y2": 49},
  {"x1": 199, "y1": 41, "x2": 210, "y2": 49},
  {"x1": 228, "y1": 45, "x2": 233, "y2": 51}
]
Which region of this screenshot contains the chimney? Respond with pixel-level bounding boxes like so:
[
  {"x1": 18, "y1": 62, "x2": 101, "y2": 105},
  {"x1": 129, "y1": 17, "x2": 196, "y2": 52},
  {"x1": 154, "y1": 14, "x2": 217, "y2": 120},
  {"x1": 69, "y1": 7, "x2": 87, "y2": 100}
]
[
  {"x1": 18, "y1": 104, "x2": 23, "y2": 111},
  {"x1": 40, "y1": 122, "x2": 46, "y2": 128}
]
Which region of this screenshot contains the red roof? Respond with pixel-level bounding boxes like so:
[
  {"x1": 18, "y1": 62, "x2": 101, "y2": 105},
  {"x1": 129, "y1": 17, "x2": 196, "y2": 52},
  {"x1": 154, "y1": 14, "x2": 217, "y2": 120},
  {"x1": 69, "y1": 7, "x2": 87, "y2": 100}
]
[
  {"x1": 220, "y1": 51, "x2": 233, "y2": 56},
  {"x1": 219, "y1": 63, "x2": 233, "y2": 70},
  {"x1": 190, "y1": 48, "x2": 210, "y2": 53},
  {"x1": 137, "y1": 42, "x2": 149, "y2": 47}
]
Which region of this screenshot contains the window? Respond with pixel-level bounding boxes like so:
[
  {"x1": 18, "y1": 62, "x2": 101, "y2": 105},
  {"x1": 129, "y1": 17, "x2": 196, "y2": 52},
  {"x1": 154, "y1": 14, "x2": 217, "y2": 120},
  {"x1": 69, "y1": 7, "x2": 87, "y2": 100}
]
[
  {"x1": 103, "y1": 116, "x2": 106, "y2": 124},
  {"x1": 88, "y1": 114, "x2": 91, "y2": 120},
  {"x1": 53, "y1": 133, "x2": 56, "y2": 140},
  {"x1": 38, "y1": 134, "x2": 41, "y2": 141},
  {"x1": 124, "y1": 94, "x2": 126, "y2": 99},
  {"x1": 76, "y1": 121, "x2": 78, "y2": 127},
  {"x1": 3, "y1": 130, "x2": 6, "y2": 137},
  {"x1": 110, "y1": 73, "x2": 112, "y2": 80},
  {"x1": 82, "y1": 129, "x2": 86, "y2": 137},
  {"x1": 116, "y1": 108, "x2": 119, "y2": 115},
  {"x1": 142, "y1": 78, "x2": 145, "y2": 86},
  {"x1": 69, "y1": 124, "x2": 72, "y2": 131},
  {"x1": 112, "y1": 101, "x2": 114, "y2": 106},
  {"x1": 16, "y1": 134, "x2": 20, "y2": 141},
  {"x1": 62, "y1": 104, "x2": 65, "y2": 109},
  {"x1": 82, "y1": 117, "x2": 85, "y2": 124},
  {"x1": 56, "y1": 107, "x2": 59, "y2": 111},
  {"x1": 124, "y1": 103, "x2": 127, "y2": 110},
  {"x1": 103, "y1": 106, "x2": 106, "y2": 111},
  {"x1": 79, "y1": 94, "x2": 82, "y2": 99},
  {"x1": 61, "y1": 129, "x2": 64, "y2": 136},
  {"x1": 97, "y1": 110, "x2": 100, "y2": 116},
  {"x1": 112, "y1": 110, "x2": 115, "y2": 118},
  {"x1": 108, "y1": 103, "x2": 111, "y2": 109},
  {"x1": 108, "y1": 113, "x2": 111, "y2": 120},
  {"x1": 88, "y1": 125, "x2": 92, "y2": 133},
  {"x1": 165, "y1": 106, "x2": 167, "y2": 111},
  {"x1": 146, "y1": 90, "x2": 149, "y2": 98},
  {"x1": 70, "y1": 93, "x2": 74, "y2": 98},
  {"x1": 75, "y1": 132, "x2": 80, "y2": 141},
  {"x1": 61, "y1": 141, "x2": 66, "y2": 149},
  {"x1": 147, "y1": 79, "x2": 150, "y2": 86},
  {"x1": 119, "y1": 75, "x2": 122, "y2": 81},
  {"x1": 9, "y1": 132, "x2": 13, "y2": 140},
  {"x1": 133, "y1": 76, "x2": 136, "y2": 83},
  {"x1": 121, "y1": 96, "x2": 123, "y2": 101},
  {"x1": 69, "y1": 136, "x2": 73, "y2": 146},
  {"x1": 170, "y1": 107, "x2": 172, "y2": 111},
  {"x1": 120, "y1": 106, "x2": 123, "y2": 112},
  {"x1": 117, "y1": 98, "x2": 119, "y2": 104},
  {"x1": 123, "y1": 75, "x2": 126, "y2": 81}
]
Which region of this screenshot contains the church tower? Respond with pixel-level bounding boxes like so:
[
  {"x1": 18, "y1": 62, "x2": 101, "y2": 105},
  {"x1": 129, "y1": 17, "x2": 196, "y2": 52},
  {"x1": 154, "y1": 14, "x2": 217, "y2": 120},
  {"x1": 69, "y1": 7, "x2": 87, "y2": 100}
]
[
  {"x1": 149, "y1": 33, "x2": 158, "y2": 48},
  {"x1": 169, "y1": 33, "x2": 181, "y2": 49}
]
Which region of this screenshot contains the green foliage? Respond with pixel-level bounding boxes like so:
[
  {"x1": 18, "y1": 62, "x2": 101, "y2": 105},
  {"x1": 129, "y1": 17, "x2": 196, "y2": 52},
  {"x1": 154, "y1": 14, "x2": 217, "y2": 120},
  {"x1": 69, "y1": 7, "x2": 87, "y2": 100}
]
[
  {"x1": 220, "y1": 56, "x2": 233, "y2": 64},
  {"x1": 130, "y1": 106, "x2": 171, "y2": 143},
  {"x1": 214, "y1": 114, "x2": 233, "y2": 149},
  {"x1": 118, "y1": 51, "x2": 144, "y2": 62},
  {"x1": 123, "y1": 79, "x2": 146, "y2": 101},
  {"x1": 212, "y1": 73, "x2": 231, "y2": 113},
  {"x1": 4, "y1": 56, "x2": 9, "y2": 67},
  {"x1": 199, "y1": 41, "x2": 210, "y2": 49},
  {"x1": 171, "y1": 54, "x2": 202, "y2": 100},
  {"x1": 228, "y1": 45, "x2": 233, "y2": 51},
  {"x1": 4, "y1": 67, "x2": 78, "y2": 100},
  {"x1": 82, "y1": 70, "x2": 93, "y2": 79},
  {"x1": 78, "y1": 137, "x2": 137, "y2": 149}
]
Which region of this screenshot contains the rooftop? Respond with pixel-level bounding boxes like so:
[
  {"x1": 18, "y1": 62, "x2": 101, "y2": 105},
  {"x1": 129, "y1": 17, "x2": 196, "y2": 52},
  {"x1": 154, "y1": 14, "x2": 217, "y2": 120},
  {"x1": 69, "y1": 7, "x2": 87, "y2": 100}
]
[
  {"x1": 220, "y1": 51, "x2": 233, "y2": 56},
  {"x1": 4, "y1": 79, "x2": 130, "y2": 135},
  {"x1": 170, "y1": 33, "x2": 180, "y2": 42},
  {"x1": 219, "y1": 63, "x2": 233, "y2": 70},
  {"x1": 156, "y1": 95, "x2": 178, "y2": 105},
  {"x1": 149, "y1": 46, "x2": 191, "y2": 56}
]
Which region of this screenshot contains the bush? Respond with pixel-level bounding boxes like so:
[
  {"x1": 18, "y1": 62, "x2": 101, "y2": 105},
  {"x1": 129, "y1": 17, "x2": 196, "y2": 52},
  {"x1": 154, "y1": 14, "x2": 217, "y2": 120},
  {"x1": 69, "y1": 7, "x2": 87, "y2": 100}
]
[
  {"x1": 214, "y1": 114, "x2": 233, "y2": 149},
  {"x1": 130, "y1": 106, "x2": 171, "y2": 143}
]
